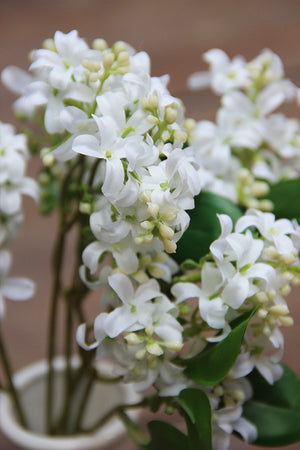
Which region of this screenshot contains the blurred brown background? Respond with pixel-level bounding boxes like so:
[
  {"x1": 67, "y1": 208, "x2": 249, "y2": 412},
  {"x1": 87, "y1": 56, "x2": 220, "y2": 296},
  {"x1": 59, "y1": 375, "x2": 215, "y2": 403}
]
[{"x1": 0, "y1": 1, "x2": 299, "y2": 449}]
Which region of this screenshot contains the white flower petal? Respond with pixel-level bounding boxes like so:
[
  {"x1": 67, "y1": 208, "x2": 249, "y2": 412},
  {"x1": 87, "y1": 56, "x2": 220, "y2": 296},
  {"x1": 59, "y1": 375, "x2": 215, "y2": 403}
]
[
  {"x1": 2, "y1": 277, "x2": 35, "y2": 301},
  {"x1": 108, "y1": 273, "x2": 134, "y2": 304},
  {"x1": 73, "y1": 134, "x2": 100, "y2": 158},
  {"x1": 76, "y1": 323, "x2": 99, "y2": 350}
]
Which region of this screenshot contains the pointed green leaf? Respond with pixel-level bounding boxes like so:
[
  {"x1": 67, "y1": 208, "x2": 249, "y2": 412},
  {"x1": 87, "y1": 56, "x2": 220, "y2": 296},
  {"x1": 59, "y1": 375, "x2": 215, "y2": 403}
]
[
  {"x1": 142, "y1": 420, "x2": 189, "y2": 450},
  {"x1": 265, "y1": 178, "x2": 300, "y2": 221},
  {"x1": 175, "y1": 191, "x2": 243, "y2": 263},
  {"x1": 184, "y1": 309, "x2": 255, "y2": 385},
  {"x1": 242, "y1": 364, "x2": 300, "y2": 446},
  {"x1": 178, "y1": 388, "x2": 213, "y2": 450}
]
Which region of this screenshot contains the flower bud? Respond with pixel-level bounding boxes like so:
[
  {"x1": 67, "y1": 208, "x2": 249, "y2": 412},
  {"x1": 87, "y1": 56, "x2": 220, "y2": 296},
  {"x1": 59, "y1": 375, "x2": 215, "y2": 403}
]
[
  {"x1": 147, "y1": 115, "x2": 159, "y2": 124},
  {"x1": 141, "y1": 190, "x2": 152, "y2": 203},
  {"x1": 148, "y1": 95, "x2": 158, "y2": 109},
  {"x1": 173, "y1": 129, "x2": 187, "y2": 143},
  {"x1": 93, "y1": 38, "x2": 108, "y2": 51},
  {"x1": 237, "y1": 168, "x2": 251, "y2": 183},
  {"x1": 152, "y1": 252, "x2": 168, "y2": 263},
  {"x1": 79, "y1": 202, "x2": 92, "y2": 215},
  {"x1": 117, "y1": 51, "x2": 130, "y2": 65},
  {"x1": 279, "y1": 316, "x2": 294, "y2": 327},
  {"x1": 133, "y1": 269, "x2": 149, "y2": 284},
  {"x1": 135, "y1": 348, "x2": 147, "y2": 360},
  {"x1": 134, "y1": 235, "x2": 144, "y2": 245},
  {"x1": 147, "y1": 343, "x2": 163, "y2": 356},
  {"x1": 245, "y1": 198, "x2": 260, "y2": 209},
  {"x1": 280, "y1": 283, "x2": 291, "y2": 296},
  {"x1": 259, "y1": 199, "x2": 273, "y2": 211},
  {"x1": 113, "y1": 41, "x2": 127, "y2": 55},
  {"x1": 255, "y1": 291, "x2": 269, "y2": 304},
  {"x1": 282, "y1": 271, "x2": 294, "y2": 282},
  {"x1": 42, "y1": 153, "x2": 55, "y2": 167},
  {"x1": 250, "y1": 181, "x2": 269, "y2": 197},
  {"x1": 267, "y1": 289, "x2": 276, "y2": 301},
  {"x1": 184, "y1": 118, "x2": 196, "y2": 132},
  {"x1": 145, "y1": 324, "x2": 154, "y2": 336},
  {"x1": 43, "y1": 38, "x2": 56, "y2": 51},
  {"x1": 282, "y1": 252, "x2": 297, "y2": 265},
  {"x1": 262, "y1": 323, "x2": 271, "y2": 336},
  {"x1": 139, "y1": 254, "x2": 152, "y2": 266},
  {"x1": 214, "y1": 385, "x2": 224, "y2": 397},
  {"x1": 163, "y1": 209, "x2": 178, "y2": 221},
  {"x1": 147, "y1": 202, "x2": 159, "y2": 218},
  {"x1": 265, "y1": 246, "x2": 279, "y2": 260},
  {"x1": 148, "y1": 265, "x2": 166, "y2": 279},
  {"x1": 162, "y1": 130, "x2": 171, "y2": 142},
  {"x1": 231, "y1": 389, "x2": 246, "y2": 402},
  {"x1": 116, "y1": 66, "x2": 130, "y2": 75},
  {"x1": 159, "y1": 223, "x2": 174, "y2": 240},
  {"x1": 89, "y1": 72, "x2": 100, "y2": 83},
  {"x1": 165, "y1": 340, "x2": 183, "y2": 351},
  {"x1": 165, "y1": 107, "x2": 177, "y2": 124},
  {"x1": 102, "y1": 50, "x2": 115, "y2": 70},
  {"x1": 257, "y1": 308, "x2": 268, "y2": 319},
  {"x1": 163, "y1": 239, "x2": 177, "y2": 253},
  {"x1": 292, "y1": 275, "x2": 300, "y2": 286},
  {"x1": 125, "y1": 333, "x2": 141, "y2": 345},
  {"x1": 143, "y1": 233, "x2": 154, "y2": 244}
]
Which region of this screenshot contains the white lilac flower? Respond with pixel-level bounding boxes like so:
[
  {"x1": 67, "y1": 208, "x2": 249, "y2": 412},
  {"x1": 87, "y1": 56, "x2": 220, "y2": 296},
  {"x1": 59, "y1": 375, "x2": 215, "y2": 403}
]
[
  {"x1": 0, "y1": 122, "x2": 39, "y2": 245},
  {"x1": 212, "y1": 405, "x2": 257, "y2": 450},
  {"x1": 134, "y1": 357, "x2": 187, "y2": 396},
  {"x1": 137, "y1": 251, "x2": 179, "y2": 283},
  {"x1": 94, "y1": 273, "x2": 182, "y2": 345},
  {"x1": 208, "y1": 373, "x2": 257, "y2": 450},
  {"x1": 0, "y1": 250, "x2": 35, "y2": 320},
  {"x1": 81, "y1": 237, "x2": 139, "y2": 277},
  {"x1": 235, "y1": 209, "x2": 298, "y2": 256},
  {"x1": 189, "y1": 48, "x2": 300, "y2": 210},
  {"x1": 30, "y1": 30, "x2": 90, "y2": 90},
  {"x1": 188, "y1": 49, "x2": 249, "y2": 94},
  {"x1": 233, "y1": 329, "x2": 284, "y2": 385},
  {"x1": 209, "y1": 215, "x2": 283, "y2": 315},
  {"x1": 172, "y1": 264, "x2": 229, "y2": 334},
  {"x1": 52, "y1": 106, "x2": 97, "y2": 161}
]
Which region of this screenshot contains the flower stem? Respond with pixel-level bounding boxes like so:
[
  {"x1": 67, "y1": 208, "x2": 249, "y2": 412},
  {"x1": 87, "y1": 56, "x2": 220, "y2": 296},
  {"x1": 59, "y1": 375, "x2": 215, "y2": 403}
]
[
  {"x1": 46, "y1": 156, "x2": 84, "y2": 434},
  {"x1": 0, "y1": 325, "x2": 27, "y2": 428},
  {"x1": 81, "y1": 397, "x2": 149, "y2": 433}
]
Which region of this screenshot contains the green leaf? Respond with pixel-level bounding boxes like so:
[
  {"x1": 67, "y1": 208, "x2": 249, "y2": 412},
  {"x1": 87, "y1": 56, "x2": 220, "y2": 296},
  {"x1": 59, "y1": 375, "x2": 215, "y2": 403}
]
[
  {"x1": 242, "y1": 364, "x2": 300, "y2": 446},
  {"x1": 142, "y1": 420, "x2": 189, "y2": 450},
  {"x1": 184, "y1": 309, "x2": 255, "y2": 385},
  {"x1": 175, "y1": 191, "x2": 243, "y2": 263},
  {"x1": 265, "y1": 178, "x2": 300, "y2": 221},
  {"x1": 178, "y1": 388, "x2": 213, "y2": 450}
]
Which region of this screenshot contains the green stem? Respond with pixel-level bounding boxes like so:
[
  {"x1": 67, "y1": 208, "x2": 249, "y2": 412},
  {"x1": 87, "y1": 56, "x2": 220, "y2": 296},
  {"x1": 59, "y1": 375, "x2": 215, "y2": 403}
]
[
  {"x1": 81, "y1": 397, "x2": 149, "y2": 433},
  {"x1": 46, "y1": 225, "x2": 67, "y2": 434},
  {"x1": 72, "y1": 369, "x2": 95, "y2": 434},
  {"x1": 118, "y1": 410, "x2": 149, "y2": 446},
  {"x1": 0, "y1": 325, "x2": 27, "y2": 428},
  {"x1": 46, "y1": 156, "x2": 84, "y2": 434}
]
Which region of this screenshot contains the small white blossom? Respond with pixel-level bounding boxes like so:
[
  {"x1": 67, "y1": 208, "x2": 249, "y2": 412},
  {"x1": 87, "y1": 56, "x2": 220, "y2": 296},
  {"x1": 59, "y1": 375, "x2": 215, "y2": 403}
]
[{"x1": 0, "y1": 250, "x2": 35, "y2": 320}]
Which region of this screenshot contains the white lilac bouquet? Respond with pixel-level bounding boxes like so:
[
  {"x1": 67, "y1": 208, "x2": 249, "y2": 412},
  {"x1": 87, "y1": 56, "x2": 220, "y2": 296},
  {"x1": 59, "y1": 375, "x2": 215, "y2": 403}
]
[{"x1": 0, "y1": 31, "x2": 299, "y2": 449}]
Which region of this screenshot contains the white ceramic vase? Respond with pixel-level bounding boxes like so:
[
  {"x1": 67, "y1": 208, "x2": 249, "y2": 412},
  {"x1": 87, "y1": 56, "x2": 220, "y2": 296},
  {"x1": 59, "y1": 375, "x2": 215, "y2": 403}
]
[{"x1": 0, "y1": 357, "x2": 141, "y2": 450}]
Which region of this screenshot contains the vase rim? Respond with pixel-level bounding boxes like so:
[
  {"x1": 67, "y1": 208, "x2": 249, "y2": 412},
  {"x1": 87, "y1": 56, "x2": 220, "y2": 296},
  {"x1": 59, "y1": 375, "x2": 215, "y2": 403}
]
[{"x1": 0, "y1": 356, "x2": 141, "y2": 450}]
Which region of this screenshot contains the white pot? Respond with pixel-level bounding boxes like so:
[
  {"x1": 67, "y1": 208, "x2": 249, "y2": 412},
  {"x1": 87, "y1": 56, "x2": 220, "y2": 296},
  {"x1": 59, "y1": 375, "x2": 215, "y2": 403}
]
[{"x1": 0, "y1": 357, "x2": 141, "y2": 450}]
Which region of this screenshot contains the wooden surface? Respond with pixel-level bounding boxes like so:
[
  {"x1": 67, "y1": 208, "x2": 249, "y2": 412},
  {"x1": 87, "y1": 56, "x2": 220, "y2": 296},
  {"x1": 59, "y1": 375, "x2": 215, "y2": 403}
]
[{"x1": 0, "y1": 1, "x2": 299, "y2": 449}]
